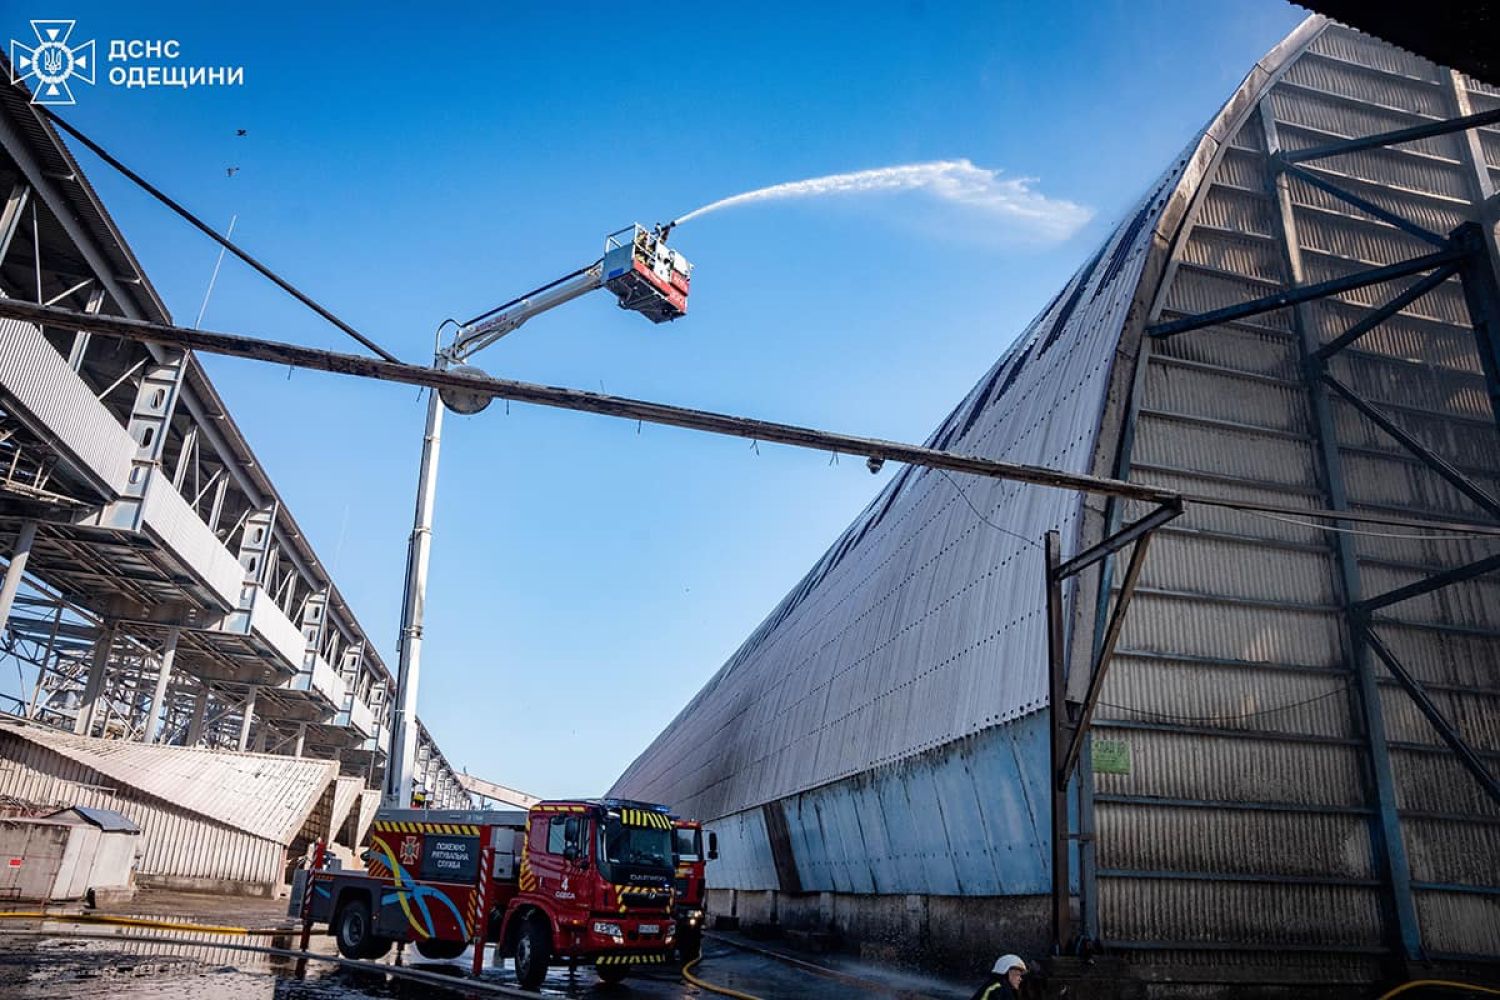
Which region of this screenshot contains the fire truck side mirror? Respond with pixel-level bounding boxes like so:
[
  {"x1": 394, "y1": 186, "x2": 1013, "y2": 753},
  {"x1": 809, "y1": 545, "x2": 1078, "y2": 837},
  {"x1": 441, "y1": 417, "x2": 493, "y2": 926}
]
[
  {"x1": 563, "y1": 816, "x2": 582, "y2": 862},
  {"x1": 707, "y1": 832, "x2": 719, "y2": 861}
]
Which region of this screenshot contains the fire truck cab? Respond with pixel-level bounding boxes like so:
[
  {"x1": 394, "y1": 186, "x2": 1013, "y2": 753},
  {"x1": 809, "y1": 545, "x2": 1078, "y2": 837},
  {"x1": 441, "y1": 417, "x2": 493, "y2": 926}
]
[
  {"x1": 671, "y1": 816, "x2": 718, "y2": 960},
  {"x1": 302, "y1": 798, "x2": 679, "y2": 989}
]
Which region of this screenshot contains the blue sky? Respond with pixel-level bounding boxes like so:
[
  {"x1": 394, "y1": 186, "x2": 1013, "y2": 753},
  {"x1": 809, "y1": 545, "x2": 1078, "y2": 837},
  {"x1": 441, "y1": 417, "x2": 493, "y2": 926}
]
[{"x1": 17, "y1": 0, "x2": 1302, "y2": 796}]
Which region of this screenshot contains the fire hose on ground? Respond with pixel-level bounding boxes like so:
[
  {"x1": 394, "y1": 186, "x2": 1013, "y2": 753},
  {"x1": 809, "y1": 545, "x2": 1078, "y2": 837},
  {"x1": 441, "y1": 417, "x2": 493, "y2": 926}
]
[{"x1": 0, "y1": 912, "x2": 768, "y2": 999}]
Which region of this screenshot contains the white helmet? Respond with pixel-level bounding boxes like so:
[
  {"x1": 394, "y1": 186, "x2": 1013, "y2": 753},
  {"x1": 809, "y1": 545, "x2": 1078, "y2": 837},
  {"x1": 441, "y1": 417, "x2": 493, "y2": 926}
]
[{"x1": 992, "y1": 954, "x2": 1027, "y2": 975}]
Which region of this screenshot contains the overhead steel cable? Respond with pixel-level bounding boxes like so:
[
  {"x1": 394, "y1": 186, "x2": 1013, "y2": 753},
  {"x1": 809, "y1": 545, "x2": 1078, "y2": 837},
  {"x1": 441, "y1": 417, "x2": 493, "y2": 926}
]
[{"x1": 38, "y1": 108, "x2": 403, "y2": 365}]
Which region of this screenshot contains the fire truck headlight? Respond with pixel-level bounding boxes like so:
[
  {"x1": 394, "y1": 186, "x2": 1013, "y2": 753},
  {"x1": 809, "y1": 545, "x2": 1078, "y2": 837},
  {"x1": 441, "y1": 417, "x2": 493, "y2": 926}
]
[{"x1": 593, "y1": 921, "x2": 624, "y2": 937}]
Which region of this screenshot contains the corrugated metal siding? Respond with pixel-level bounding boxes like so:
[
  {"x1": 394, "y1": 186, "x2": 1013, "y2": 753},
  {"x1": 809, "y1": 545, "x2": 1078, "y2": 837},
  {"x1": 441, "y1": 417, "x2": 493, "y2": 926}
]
[
  {"x1": 1102, "y1": 17, "x2": 1500, "y2": 962},
  {"x1": 0, "y1": 318, "x2": 135, "y2": 496},
  {"x1": 140, "y1": 479, "x2": 245, "y2": 610},
  {"x1": 708, "y1": 715, "x2": 1052, "y2": 897},
  {"x1": 615, "y1": 13, "x2": 1499, "y2": 969},
  {"x1": 612, "y1": 148, "x2": 1197, "y2": 828},
  {"x1": 0, "y1": 730, "x2": 281, "y2": 888},
  {"x1": 0, "y1": 723, "x2": 336, "y2": 844}
]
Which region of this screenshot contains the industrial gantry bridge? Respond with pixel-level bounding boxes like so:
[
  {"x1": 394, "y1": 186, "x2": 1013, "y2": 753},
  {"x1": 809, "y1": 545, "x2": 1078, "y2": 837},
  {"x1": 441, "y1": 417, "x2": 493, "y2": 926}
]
[{"x1": 0, "y1": 72, "x2": 468, "y2": 815}]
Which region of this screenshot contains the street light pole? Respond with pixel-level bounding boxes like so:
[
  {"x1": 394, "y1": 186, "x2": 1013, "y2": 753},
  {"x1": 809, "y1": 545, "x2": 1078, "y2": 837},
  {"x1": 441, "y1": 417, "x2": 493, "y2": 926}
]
[{"x1": 383, "y1": 361, "x2": 446, "y2": 809}]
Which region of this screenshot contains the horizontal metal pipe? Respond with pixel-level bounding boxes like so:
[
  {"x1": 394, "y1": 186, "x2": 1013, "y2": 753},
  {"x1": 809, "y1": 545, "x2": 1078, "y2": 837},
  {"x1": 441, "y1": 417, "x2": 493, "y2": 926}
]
[
  {"x1": 0, "y1": 298, "x2": 1177, "y2": 504},
  {"x1": 5, "y1": 299, "x2": 1500, "y2": 538}
]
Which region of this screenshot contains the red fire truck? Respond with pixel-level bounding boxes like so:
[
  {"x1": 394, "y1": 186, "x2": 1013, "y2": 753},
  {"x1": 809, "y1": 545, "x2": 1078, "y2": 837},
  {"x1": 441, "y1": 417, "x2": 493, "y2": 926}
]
[
  {"x1": 671, "y1": 816, "x2": 717, "y2": 960},
  {"x1": 300, "y1": 798, "x2": 679, "y2": 988}
]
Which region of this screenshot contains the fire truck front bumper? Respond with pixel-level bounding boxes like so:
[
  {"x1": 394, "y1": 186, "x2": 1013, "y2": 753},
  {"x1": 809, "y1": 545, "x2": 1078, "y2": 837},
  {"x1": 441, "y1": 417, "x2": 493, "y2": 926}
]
[
  {"x1": 581, "y1": 917, "x2": 675, "y2": 959},
  {"x1": 595, "y1": 949, "x2": 674, "y2": 969}
]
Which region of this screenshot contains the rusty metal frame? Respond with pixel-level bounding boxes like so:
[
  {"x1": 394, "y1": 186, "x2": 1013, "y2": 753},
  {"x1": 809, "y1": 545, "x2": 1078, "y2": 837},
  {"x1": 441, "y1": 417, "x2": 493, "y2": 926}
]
[{"x1": 1045, "y1": 499, "x2": 1182, "y2": 955}]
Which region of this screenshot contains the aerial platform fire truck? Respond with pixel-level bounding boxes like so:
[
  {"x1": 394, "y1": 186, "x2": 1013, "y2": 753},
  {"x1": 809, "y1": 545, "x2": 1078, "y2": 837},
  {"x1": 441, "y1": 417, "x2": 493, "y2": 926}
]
[
  {"x1": 299, "y1": 798, "x2": 680, "y2": 988},
  {"x1": 670, "y1": 816, "x2": 717, "y2": 960}
]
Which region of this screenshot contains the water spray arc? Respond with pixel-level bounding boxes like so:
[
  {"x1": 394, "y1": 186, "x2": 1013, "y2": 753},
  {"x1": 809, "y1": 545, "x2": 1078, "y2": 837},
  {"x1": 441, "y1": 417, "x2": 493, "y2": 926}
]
[{"x1": 668, "y1": 159, "x2": 1092, "y2": 241}]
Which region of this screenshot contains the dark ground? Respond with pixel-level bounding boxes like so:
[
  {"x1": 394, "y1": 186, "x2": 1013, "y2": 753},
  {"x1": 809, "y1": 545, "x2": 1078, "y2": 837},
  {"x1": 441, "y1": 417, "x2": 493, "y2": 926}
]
[{"x1": 0, "y1": 891, "x2": 972, "y2": 1000}]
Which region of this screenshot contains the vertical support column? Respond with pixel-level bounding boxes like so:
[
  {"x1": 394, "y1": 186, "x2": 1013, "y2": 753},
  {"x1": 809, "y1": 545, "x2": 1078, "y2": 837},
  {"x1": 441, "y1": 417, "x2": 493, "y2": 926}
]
[
  {"x1": 75, "y1": 620, "x2": 116, "y2": 736},
  {"x1": 0, "y1": 521, "x2": 39, "y2": 629},
  {"x1": 236, "y1": 506, "x2": 277, "y2": 585},
  {"x1": 142, "y1": 626, "x2": 180, "y2": 743},
  {"x1": 0, "y1": 183, "x2": 30, "y2": 261},
  {"x1": 1453, "y1": 223, "x2": 1500, "y2": 432},
  {"x1": 1261, "y1": 104, "x2": 1422, "y2": 962},
  {"x1": 300, "y1": 589, "x2": 329, "y2": 672},
  {"x1": 172, "y1": 425, "x2": 198, "y2": 492},
  {"x1": 292, "y1": 722, "x2": 307, "y2": 758},
  {"x1": 1045, "y1": 530, "x2": 1072, "y2": 955},
  {"x1": 186, "y1": 686, "x2": 208, "y2": 745},
  {"x1": 237, "y1": 686, "x2": 258, "y2": 751},
  {"x1": 100, "y1": 350, "x2": 187, "y2": 534},
  {"x1": 67, "y1": 287, "x2": 106, "y2": 371}
]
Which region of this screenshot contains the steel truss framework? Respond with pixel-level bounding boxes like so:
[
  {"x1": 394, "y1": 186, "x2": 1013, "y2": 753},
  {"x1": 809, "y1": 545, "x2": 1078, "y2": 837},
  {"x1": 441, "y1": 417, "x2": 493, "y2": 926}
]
[
  {"x1": 1040, "y1": 104, "x2": 1500, "y2": 962},
  {"x1": 0, "y1": 82, "x2": 468, "y2": 811}
]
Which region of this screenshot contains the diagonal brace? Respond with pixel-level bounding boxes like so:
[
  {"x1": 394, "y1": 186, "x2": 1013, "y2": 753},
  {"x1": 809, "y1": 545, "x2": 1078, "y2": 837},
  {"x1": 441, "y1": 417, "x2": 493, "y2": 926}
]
[
  {"x1": 1357, "y1": 552, "x2": 1500, "y2": 615},
  {"x1": 1277, "y1": 161, "x2": 1448, "y2": 248},
  {"x1": 1059, "y1": 517, "x2": 1165, "y2": 784},
  {"x1": 1314, "y1": 264, "x2": 1460, "y2": 361},
  {"x1": 1148, "y1": 248, "x2": 1463, "y2": 339},
  {"x1": 1281, "y1": 107, "x2": 1500, "y2": 164},
  {"x1": 1320, "y1": 372, "x2": 1500, "y2": 522},
  {"x1": 1053, "y1": 500, "x2": 1182, "y2": 580},
  {"x1": 1359, "y1": 623, "x2": 1500, "y2": 808}
]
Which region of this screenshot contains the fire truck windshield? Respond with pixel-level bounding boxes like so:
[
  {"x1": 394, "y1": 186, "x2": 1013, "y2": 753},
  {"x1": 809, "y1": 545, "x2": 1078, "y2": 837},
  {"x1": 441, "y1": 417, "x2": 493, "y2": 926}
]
[
  {"x1": 601, "y1": 819, "x2": 672, "y2": 872},
  {"x1": 673, "y1": 827, "x2": 702, "y2": 862}
]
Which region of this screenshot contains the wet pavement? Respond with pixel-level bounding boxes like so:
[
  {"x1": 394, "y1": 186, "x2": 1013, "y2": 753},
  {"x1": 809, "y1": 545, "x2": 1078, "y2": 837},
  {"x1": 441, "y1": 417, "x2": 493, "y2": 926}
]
[{"x1": 0, "y1": 893, "x2": 969, "y2": 1000}]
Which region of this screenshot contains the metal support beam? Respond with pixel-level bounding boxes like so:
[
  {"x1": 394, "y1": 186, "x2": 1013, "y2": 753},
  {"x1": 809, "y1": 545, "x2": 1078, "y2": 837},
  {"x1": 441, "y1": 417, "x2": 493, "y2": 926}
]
[
  {"x1": 1148, "y1": 248, "x2": 1464, "y2": 340},
  {"x1": 1320, "y1": 372, "x2": 1500, "y2": 521},
  {"x1": 142, "y1": 626, "x2": 179, "y2": 743},
  {"x1": 1059, "y1": 516, "x2": 1166, "y2": 781},
  {"x1": 0, "y1": 297, "x2": 1182, "y2": 507},
  {"x1": 74, "y1": 621, "x2": 115, "y2": 736},
  {"x1": 1313, "y1": 265, "x2": 1461, "y2": 361},
  {"x1": 1360, "y1": 624, "x2": 1500, "y2": 808},
  {"x1": 1045, "y1": 530, "x2": 1071, "y2": 955},
  {"x1": 1357, "y1": 553, "x2": 1500, "y2": 616},
  {"x1": 237, "y1": 686, "x2": 257, "y2": 751},
  {"x1": 1260, "y1": 104, "x2": 1424, "y2": 961},
  {"x1": 1054, "y1": 501, "x2": 1180, "y2": 580},
  {"x1": 1280, "y1": 107, "x2": 1500, "y2": 164},
  {"x1": 185, "y1": 686, "x2": 208, "y2": 745},
  {"x1": 1452, "y1": 223, "x2": 1500, "y2": 432},
  {"x1": 1276, "y1": 161, "x2": 1448, "y2": 247},
  {"x1": 0, "y1": 183, "x2": 31, "y2": 265},
  {"x1": 3, "y1": 297, "x2": 1497, "y2": 538},
  {"x1": 0, "y1": 521, "x2": 39, "y2": 629}
]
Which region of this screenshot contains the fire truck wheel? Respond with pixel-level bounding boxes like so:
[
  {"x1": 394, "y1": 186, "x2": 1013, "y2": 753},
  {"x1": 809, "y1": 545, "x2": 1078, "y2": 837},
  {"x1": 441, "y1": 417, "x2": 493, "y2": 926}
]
[
  {"x1": 414, "y1": 938, "x2": 468, "y2": 961},
  {"x1": 514, "y1": 917, "x2": 551, "y2": 990},
  {"x1": 334, "y1": 898, "x2": 376, "y2": 960},
  {"x1": 597, "y1": 963, "x2": 630, "y2": 985},
  {"x1": 361, "y1": 935, "x2": 393, "y2": 961}
]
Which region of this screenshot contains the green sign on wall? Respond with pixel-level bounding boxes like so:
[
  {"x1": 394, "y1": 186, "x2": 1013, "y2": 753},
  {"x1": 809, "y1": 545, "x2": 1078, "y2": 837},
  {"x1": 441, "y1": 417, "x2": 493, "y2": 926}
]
[{"x1": 1092, "y1": 738, "x2": 1132, "y2": 775}]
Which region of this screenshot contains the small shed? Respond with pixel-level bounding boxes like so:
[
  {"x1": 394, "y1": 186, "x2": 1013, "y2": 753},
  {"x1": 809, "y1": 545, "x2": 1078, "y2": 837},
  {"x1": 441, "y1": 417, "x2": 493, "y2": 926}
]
[
  {"x1": 49, "y1": 806, "x2": 141, "y2": 900},
  {"x1": 0, "y1": 806, "x2": 140, "y2": 902}
]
